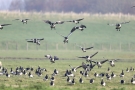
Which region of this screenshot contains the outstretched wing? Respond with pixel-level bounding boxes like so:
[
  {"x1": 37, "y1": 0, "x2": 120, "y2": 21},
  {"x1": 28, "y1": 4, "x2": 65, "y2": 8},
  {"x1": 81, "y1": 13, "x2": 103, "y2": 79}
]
[
  {"x1": 24, "y1": 19, "x2": 29, "y2": 20},
  {"x1": 91, "y1": 60, "x2": 96, "y2": 63},
  {"x1": 78, "y1": 56, "x2": 86, "y2": 59},
  {"x1": 37, "y1": 38, "x2": 44, "y2": 41},
  {"x1": 76, "y1": 44, "x2": 83, "y2": 49},
  {"x1": 80, "y1": 24, "x2": 86, "y2": 28},
  {"x1": 107, "y1": 23, "x2": 116, "y2": 26},
  {"x1": 85, "y1": 47, "x2": 93, "y2": 50},
  {"x1": 56, "y1": 32, "x2": 65, "y2": 38},
  {"x1": 101, "y1": 59, "x2": 108, "y2": 64},
  {"x1": 76, "y1": 18, "x2": 84, "y2": 21},
  {"x1": 66, "y1": 20, "x2": 73, "y2": 22},
  {"x1": 26, "y1": 40, "x2": 33, "y2": 43},
  {"x1": 90, "y1": 52, "x2": 98, "y2": 58},
  {"x1": 70, "y1": 26, "x2": 78, "y2": 33},
  {"x1": 67, "y1": 32, "x2": 73, "y2": 38},
  {"x1": 54, "y1": 56, "x2": 59, "y2": 60},
  {"x1": 120, "y1": 21, "x2": 130, "y2": 24},
  {"x1": 1, "y1": 24, "x2": 11, "y2": 26},
  {"x1": 55, "y1": 21, "x2": 64, "y2": 24},
  {"x1": 14, "y1": 19, "x2": 20, "y2": 21},
  {"x1": 44, "y1": 20, "x2": 52, "y2": 25}
]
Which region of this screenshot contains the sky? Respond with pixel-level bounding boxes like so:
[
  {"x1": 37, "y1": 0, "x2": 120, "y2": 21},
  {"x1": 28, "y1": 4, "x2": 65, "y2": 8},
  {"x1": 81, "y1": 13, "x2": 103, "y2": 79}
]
[{"x1": 0, "y1": 0, "x2": 12, "y2": 10}]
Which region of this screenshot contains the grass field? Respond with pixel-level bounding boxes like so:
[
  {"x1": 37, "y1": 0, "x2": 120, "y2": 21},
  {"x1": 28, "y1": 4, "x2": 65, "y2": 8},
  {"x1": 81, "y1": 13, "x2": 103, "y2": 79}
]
[{"x1": 0, "y1": 11, "x2": 135, "y2": 90}]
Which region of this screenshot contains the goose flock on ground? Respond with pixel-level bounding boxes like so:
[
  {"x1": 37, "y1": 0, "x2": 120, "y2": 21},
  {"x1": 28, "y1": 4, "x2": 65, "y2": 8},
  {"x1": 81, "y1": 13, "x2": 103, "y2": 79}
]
[{"x1": 0, "y1": 7, "x2": 135, "y2": 87}]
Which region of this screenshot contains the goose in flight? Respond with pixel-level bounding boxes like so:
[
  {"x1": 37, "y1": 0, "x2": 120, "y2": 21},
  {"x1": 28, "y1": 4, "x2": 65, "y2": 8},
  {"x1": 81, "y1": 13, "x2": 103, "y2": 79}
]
[
  {"x1": 108, "y1": 21, "x2": 130, "y2": 31},
  {"x1": 56, "y1": 32, "x2": 73, "y2": 44},
  {"x1": 67, "y1": 18, "x2": 84, "y2": 24},
  {"x1": 76, "y1": 44, "x2": 93, "y2": 52},
  {"x1": 108, "y1": 59, "x2": 120, "y2": 67},
  {"x1": 78, "y1": 52, "x2": 98, "y2": 62},
  {"x1": 44, "y1": 20, "x2": 64, "y2": 30},
  {"x1": 0, "y1": 24, "x2": 11, "y2": 30},
  {"x1": 14, "y1": 19, "x2": 30, "y2": 24},
  {"x1": 91, "y1": 59, "x2": 108, "y2": 68},
  {"x1": 45, "y1": 55, "x2": 59, "y2": 63},
  {"x1": 26, "y1": 38, "x2": 44, "y2": 45}
]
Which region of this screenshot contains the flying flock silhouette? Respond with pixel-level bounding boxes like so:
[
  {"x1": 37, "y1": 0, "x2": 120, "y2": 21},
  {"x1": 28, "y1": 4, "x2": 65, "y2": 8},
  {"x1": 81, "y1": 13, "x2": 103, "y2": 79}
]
[{"x1": 0, "y1": 6, "x2": 135, "y2": 87}]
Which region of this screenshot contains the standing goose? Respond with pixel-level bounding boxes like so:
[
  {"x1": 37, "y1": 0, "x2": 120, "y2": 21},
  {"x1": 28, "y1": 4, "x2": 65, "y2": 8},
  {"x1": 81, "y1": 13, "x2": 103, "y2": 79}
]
[
  {"x1": 111, "y1": 72, "x2": 116, "y2": 78},
  {"x1": 14, "y1": 19, "x2": 29, "y2": 24},
  {"x1": 79, "y1": 77, "x2": 84, "y2": 83},
  {"x1": 131, "y1": 78, "x2": 135, "y2": 84},
  {"x1": 43, "y1": 74, "x2": 49, "y2": 81},
  {"x1": 90, "y1": 78, "x2": 95, "y2": 84},
  {"x1": 101, "y1": 78, "x2": 106, "y2": 86},
  {"x1": 76, "y1": 44, "x2": 93, "y2": 52},
  {"x1": 56, "y1": 31, "x2": 73, "y2": 44},
  {"x1": 50, "y1": 81, "x2": 55, "y2": 86},
  {"x1": 67, "y1": 76, "x2": 71, "y2": 83},
  {"x1": 44, "y1": 20, "x2": 64, "y2": 30},
  {"x1": 108, "y1": 21, "x2": 130, "y2": 31},
  {"x1": 67, "y1": 18, "x2": 84, "y2": 24},
  {"x1": 78, "y1": 52, "x2": 98, "y2": 62},
  {"x1": 120, "y1": 70, "x2": 124, "y2": 77},
  {"x1": 71, "y1": 78, "x2": 75, "y2": 85},
  {"x1": 0, "y1": 24, "x2": 11, "y2": 30}
]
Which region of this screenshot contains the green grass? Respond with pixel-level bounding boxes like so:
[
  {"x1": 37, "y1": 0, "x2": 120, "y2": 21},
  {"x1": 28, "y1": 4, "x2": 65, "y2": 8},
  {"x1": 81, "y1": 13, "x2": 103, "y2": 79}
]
[{"x1": 0, "y1": 58, "x2": 135, "y2": 90}]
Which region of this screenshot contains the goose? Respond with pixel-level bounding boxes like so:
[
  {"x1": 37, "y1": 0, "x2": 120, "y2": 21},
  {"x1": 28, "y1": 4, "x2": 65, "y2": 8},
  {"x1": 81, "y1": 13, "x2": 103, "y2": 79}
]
[
  {"x1": 78, "y1": 52, "x2": 98, "y2": 62},
  {"x1": 108, "y1": 59, "x2": 119, "y2": 67},
  {"x1": 67, "y1": 76, "x2": 71, "y2": 83},
  {"x1": 76, "y1": 44, "x2": 93, "y2": 52},
  {"x1": 120, "y1": 80, "x2": 125, "y2": 84},
  {"x1": 111, "y1": 72, "x2": 116, "y2": 78},
  {"x1": 84, "y1": 71, "x2": 89, "y2": 77},
  {"x1": 131, "y1": 78, "x2": 135, "y2": 84},
  {"x1": 43, "y1": 74, "x2": 49, "y2": 81},
  {"x1": 126, "y1": 68, "x2": 129, "y2": 72},
  {"x1": 101, "y1": 78, "x2": 106, "y2": 86},
  {"x1": 50, "y1": 81, "x2": 55, "y2": 86},
  {"x1": 130, "y1": 67, "x2": 133, "y2": 71},
  {"x1": 6, "y1": 73, "x2": 10, "y2": 78},
  {"x1": 54, "y1": 69, "x2": 59, "y2": 75},
  {"x1": 108, "y1": 21, "x2": 130, "y2": 31},
  {"x1": 44, "y1": 20, "x2": 64, "y2": 30},
  {"x1": 50, "y1": 76, "x2": 55, "y2": 81},
  {"x1": 45, "y1": 54, "x2": 59, "y2": 63},
  {"x1": 91, "y1": 59, "x2": 108, "y2": 68},
  {"x1": 94, "y1": 72, "x2": 99, "y2": 77},
  {"x1": 66, "y1": 70, "x2": 74, "y2": 77},
  {"x1": 69, "y1": 65, "x2": 82, "y2": 72},
  {"x1": 28, "y1": 72, "x2": 33, "y2": 78},
  {"x1": 56, "y1": 31, "x2": 73, "y2": 44},
  {"x1": 90, "y1": 78, "x2": 94, "y2": 84},
  {"x1": 0, "y1": 24, "x2": 11, "y2": 30},
  {"x1": 71, "y1": 78, "x2": 75, "y2": 85},
  {"x1": 120, "y1": 70, "x2": 124, "y2": 77},
  {"x1": 67, "y1": 18, "x2": 84, "y2": 24},
  {"x1": 99, "y1": 73, "x2": 105, "y2": 77},
  {"x1": 14, "y1": 19, "x2": 29, "y2": 24},
  {"x1": 106, "y1": 73, "x2": 111, "y2": 80},
  {"x1": 79, "y1": 77, "x2": 84, "y2": 83},
  {"x1": 76, "y1": 24, "x2": 86, "y2": 31},
  {"x1": 26, "y1": 38, "x2": 44, "y2": 45}
]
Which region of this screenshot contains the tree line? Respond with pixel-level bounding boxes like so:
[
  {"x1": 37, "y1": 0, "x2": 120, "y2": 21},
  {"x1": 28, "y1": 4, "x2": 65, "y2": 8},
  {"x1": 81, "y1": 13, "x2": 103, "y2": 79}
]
[{"x1": 9, "y1": 0, "x2": 135, "y2": 14}]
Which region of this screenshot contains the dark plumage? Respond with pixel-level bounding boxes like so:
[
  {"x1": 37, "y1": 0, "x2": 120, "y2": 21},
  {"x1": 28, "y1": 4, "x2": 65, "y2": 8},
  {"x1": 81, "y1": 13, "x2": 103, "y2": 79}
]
[
  {"x1": 26, "y1": 38, "x2": 44, "y2": 45},
  {"x1": 14, "y1": 19, "x2": 29, "y2": 24},
  {"x1": 0, "y1": 24, "x2": 11, "y2": 30},
  {"x1": 67, "y1": 18, "x2": 84, "y2": 24},
  {"x1": 44, "y1": 20, "x2": 64, "y2": 30}
]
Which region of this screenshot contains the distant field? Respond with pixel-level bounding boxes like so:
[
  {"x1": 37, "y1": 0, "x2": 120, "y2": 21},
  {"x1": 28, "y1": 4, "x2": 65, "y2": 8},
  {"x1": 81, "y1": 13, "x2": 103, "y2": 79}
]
[{"x1": 0, "y1": 11, "x2": 135, "y2": 50}]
